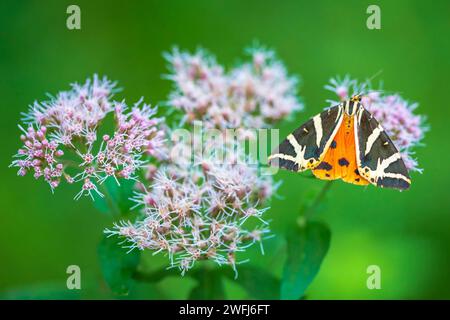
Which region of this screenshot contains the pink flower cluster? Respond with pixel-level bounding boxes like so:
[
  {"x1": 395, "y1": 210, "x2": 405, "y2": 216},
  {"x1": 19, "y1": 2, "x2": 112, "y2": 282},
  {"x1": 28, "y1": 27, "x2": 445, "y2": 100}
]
[
  {"x1": 13, "y1": 125, "x2": 64, "y2": 189},
  {"x1": 325, "y1": 76, "x2": 427, "y2": 172},
  {"x1": 12, "y1": 46, "x2": 302, "y2": 275},
  {"x1": 166, "y1": 47, "x2": 303, "y2": 129},
  {"x1": 23, "y1": 75, "x2": 116, "y2": 143},
  {"x1": 11, "y1": 75, "x2": 165, "y2": 199},
  {"x1": 105, "y1": 46, "x2": 304, "y2": 275},
  {"x1": 106, "y1": 139, "x2": 273, "y2": 276}
]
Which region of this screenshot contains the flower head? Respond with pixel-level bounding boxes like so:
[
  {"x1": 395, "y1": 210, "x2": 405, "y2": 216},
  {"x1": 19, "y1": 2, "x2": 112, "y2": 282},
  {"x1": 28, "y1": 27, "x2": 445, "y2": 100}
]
[
  {"x1": 106, "y1": 138, "x2": 273, "y2": 277},
  {"x1": 11, "y1": 76, "x2": 165, "y2": 199},
  {"x1": 106, "y1": 45, "x2": 302, "y2": 275},
  {"x1": 325, "y1": 76, "x2": 427, "y2": 172},
  {"x1": 23, "y1": 75, "x2": 116, "y2": 141},
  {"x1": 165, "y1": 46, "x2": 303, "y2": 129}
]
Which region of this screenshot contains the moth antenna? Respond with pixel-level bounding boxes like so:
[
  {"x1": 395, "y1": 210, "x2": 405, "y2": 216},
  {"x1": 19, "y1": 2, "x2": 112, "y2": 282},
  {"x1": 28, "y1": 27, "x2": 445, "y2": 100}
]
[
  {"x1": 367, "y1": 70, "x2": 383, "y2": 83},
  {"x1": 350, "y1": 70, "x2": 384, "y2": 98},
  {"x1": 359, "y1": 71, "x2": 403, "y2": 99},
  {"x1": 368, "y1": 86, "x2": 403, "y2": 97}
]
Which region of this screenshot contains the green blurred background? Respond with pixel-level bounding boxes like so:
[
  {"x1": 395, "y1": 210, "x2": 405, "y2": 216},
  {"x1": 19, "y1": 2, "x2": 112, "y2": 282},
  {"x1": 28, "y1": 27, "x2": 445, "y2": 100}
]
[{"x1": 1, "y1": 0, "x2": 449, "y2": 299}]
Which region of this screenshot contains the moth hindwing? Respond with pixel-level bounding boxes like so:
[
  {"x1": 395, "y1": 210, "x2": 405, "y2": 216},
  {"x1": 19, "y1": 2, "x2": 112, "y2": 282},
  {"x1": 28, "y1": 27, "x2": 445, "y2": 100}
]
[
  {"x1": 268, "y1": 104, "x2": 344, "y2": 172},
  {"x1": 354, "y1": 106, "x2": 411, "y2": 190}
]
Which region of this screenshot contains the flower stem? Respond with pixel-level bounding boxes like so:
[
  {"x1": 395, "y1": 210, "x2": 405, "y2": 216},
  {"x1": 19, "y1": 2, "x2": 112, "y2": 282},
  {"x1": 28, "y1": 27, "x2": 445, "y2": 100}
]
[
  {"x1": 99, "y1": 182, "x2": 121, "y2": 217},
  {"x1": 302, "y1": 181, "x2": 333, "y2": 220}
]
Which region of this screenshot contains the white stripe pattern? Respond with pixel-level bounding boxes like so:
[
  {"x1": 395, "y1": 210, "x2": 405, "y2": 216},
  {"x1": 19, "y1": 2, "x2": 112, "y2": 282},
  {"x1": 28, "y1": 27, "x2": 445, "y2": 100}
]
[
  {"x1": 268, "y1": 153, "x2": 296, "y2": 162},
  {"x1": 269, "y1": 105, "x2": 344, "y2": 173},
  {"x1": 364, "y1": 125, "x2": 384, "y2": 156},
  {"x1": 268, "y1": 134, "x2": 309, "y2": 171},
  {"x1": 313, "y1": 115, "x2": 322, "y2": 148},
  {"x1": 374, "y1": 153, "x2": 411, "y2": 183}
]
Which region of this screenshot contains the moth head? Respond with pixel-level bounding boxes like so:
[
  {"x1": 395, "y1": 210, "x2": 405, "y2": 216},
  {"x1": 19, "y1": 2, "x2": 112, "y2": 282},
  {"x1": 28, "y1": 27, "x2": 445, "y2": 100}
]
[
  {"x1": 344, "y1": 94, "x2": 364, "y2": 116},
  {"x1": 350, "y1": 94, "x2": 362, "y2": 103}
]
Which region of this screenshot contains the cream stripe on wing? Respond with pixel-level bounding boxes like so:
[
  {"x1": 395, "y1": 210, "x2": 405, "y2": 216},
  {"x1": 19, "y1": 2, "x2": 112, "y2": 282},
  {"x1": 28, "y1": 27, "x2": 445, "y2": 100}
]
[
  {"x1": 287, "y1": 134, "x2": 302, "y2": 154},
  {"x1": 354, "y1": 107, "x2": 363, "y2": 167},
  {"x1": 357, "y1": 106, "x2": 364, "y2": 123},
  {"x1": 313, "y1": 115, "x2": 322, "y2": 148},
  {"x1": 318, "y1": 105, "x2": 344, "y2": 160},
  {"x1": 365, "y1": 125, "x2": 384, "y2": 156},
  {"x1": 382, "y1": 172, "x2": 411, "y2": 183},
  {"x1": 287, "y1": 134, "x2": 308, "y2": 166},
  {"x1": 374, "y1": 152, "x2": 402, "y2": 178},
  {"x1": 268, "y1": 133, "x2": 306, "y2": 167},
  {"x1": 268, "y1": 153, "x2": 296, "y2": 162}
]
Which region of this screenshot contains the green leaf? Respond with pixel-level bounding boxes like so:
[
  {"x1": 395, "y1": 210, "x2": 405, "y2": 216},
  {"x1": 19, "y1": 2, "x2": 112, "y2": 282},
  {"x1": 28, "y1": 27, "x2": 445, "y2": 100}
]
[
  {"x1": 281, "y1": 221, "x2": 331, "y2": 300},
  {"x1": 189, "y1": 268, "x2": 225, "y2": 299},
  {"x1": 223, "y1": 266, "x2": 280, "y2": 299},
  {"x1": 98, "y1": 235, "x2": 141, "y2": 296}
]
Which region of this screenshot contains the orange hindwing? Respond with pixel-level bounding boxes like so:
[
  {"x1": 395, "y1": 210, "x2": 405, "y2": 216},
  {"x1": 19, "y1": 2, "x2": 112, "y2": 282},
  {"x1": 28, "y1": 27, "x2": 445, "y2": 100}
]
[{"x1": 312, "y1": 114, "x2": 369, "y2": 185}]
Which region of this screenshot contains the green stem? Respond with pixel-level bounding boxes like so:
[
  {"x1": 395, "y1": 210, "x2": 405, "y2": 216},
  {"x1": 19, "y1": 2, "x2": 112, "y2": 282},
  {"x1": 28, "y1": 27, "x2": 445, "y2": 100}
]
[
  {"x1": 99, "y1": 182, "x2": 121, "y2": 217},
  {"x1": 302, "y1": 181, "x2": 334, "y2": 220},
  {"x1": 189, "y1": 265, "x2": 225, "y2": 299},
  {"x1": 60, "y1": 159, "x2": 80, "y2": 168}
]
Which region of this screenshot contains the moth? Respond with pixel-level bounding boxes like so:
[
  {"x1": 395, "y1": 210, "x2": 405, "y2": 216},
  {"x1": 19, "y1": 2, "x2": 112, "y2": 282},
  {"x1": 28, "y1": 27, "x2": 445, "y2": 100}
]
[{"x1": 268, "y1": 95, "x2": 411, "y2": 190}]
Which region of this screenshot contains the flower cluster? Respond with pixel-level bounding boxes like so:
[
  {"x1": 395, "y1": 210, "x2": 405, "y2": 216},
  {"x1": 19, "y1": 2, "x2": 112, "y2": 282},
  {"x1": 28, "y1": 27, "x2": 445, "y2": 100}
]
[
  {"x1": 106, "y1": 46, "x2": 302, "y2": 275},
  {"x1": 107, "y1": 138, "x2": 273, "y2": 276},
  {"x1": 11, "y1": 75, "x2": 165, "y2": 199},
  {"x1": 165, "y1": 47, "x2": 303, "y2": 129},
  {"x1": 325, "y1": 76, "x2": 427, "y2": 172},
  {"x1": 12, "y1": 46, "x2": 301, "y2": 275}
]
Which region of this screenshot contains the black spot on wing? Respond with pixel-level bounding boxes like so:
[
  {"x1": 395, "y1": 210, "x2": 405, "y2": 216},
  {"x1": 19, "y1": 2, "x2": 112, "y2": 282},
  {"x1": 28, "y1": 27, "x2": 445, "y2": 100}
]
[
  {"x1": 315, "y1": 162, "x2": 333, "y2": 171},
  {"x1": 338, "y1": 158, "x2": 349, "y2": 167},
  {"x1": 354, "y1": 169, "x2": 360, "y2": 176},
  {"x1": 330, "y1": 140, "x2": 337, "y2": 149},
  {"x1": 377, "y1": 177, "x2": 410, "y2": 190}
]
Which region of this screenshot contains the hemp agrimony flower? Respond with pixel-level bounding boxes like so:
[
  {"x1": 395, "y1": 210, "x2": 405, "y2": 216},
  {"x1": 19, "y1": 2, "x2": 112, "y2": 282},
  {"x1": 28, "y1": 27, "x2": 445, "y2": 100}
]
[
  {"x1": 11, "y1": 45, "x2": 303, "y2": 276},
  {"x1": 106, "y1": 46, "x2": 303, "y2": 275},
  {"x1": 11, "y1": 75, "x2": 165, "y2": 199},
  {"x1": 165, "y1": 47, "x2": 303, "y2": 129},
  {"x1": 106, "y1": 138, "x2": 274, "y2": 276}
]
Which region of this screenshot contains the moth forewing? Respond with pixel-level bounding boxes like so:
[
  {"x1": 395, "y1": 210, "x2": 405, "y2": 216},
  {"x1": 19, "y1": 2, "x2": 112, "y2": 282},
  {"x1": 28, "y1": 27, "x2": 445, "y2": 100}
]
[
  {"x1": 268, "y1": 105, "x2": 344, "y2": 172},
  {"x1": 354, "y1": 105, "x2": 411, "y2": 190}
]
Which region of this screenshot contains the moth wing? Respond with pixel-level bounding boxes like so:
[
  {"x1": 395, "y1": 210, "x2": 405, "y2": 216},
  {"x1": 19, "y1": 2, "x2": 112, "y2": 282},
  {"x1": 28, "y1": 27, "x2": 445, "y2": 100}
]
[
  {"x1": 354, "y1": 106, "x2": 411, "y2": 190},
  {"x1": 269, "y1": 104, "x2": 344, "y2": 172}
]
